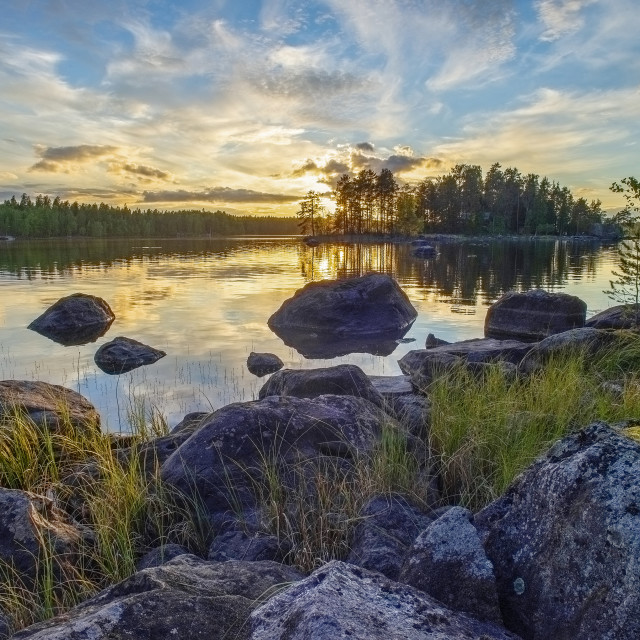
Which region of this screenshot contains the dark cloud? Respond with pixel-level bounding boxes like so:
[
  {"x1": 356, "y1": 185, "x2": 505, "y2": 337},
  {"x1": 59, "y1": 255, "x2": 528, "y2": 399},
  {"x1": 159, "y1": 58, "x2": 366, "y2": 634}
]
[
  {"x1": 29, "y1": 145, "x2": 118, "y2": 172},
  {"x1": 356, "y1": 142, "x2": 375, "y2": 152},
  {"x1": 351, "y1": 151, "x2": 443, "y2": 174},
  {"x1": 292, "y1": 159, "x2": 319, "y2": 177},
  {"x1": 292, "y1": 158, "x2": 350, "y2": 178},
  {"x1": 109, "y1": 162, "x2": 172, "y2": 180},
  {"x1": 142, "y1": 187, "x2": 300, "y2": 204}
]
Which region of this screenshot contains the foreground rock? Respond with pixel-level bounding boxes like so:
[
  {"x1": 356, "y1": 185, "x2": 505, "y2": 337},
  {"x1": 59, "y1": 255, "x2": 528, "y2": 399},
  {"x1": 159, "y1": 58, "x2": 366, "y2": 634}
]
[
  {"x1": 585, "y1": 304, "x2": 640, "y2": 329},
  {"x1": 400, "y1": 506, "x2": 502, "y2": 625},
  {"x1": 28, "y1": 293, "x2": 115, "y2": 346},
  {"x1": 246, "y1": 352, "x2": 283, "y2": 377},
  {"x1": 250, "y1": 561, "x2": 520, "y2": 640},
  {"x1": 399, "y1": 338, "x2": 531, "y2": 389},
  {"x1": 13, "y1": 556, "x2": 302, "y2": 640},
  {"x1": 0, "y1": 488, "x2": 92, "y2": 584},
  {"x1": 0, "y1": 380, "x2": 100, "y2": 433},
  {"x1": 475, "y1": 422, "x2": 640, "y2": 639},
  {"x1": 485, "y1": 289, "x2": 586, "y2": 341},
  {"x1": 258, "y1": 364, "x2": 384, "y2": 407},
  {"x1": 161, "y1": 395, "x2": 397, "y2": 519},
  {"x1": 94, "y1": 336, "x2": 166, "y2": 374},
  {"x1": 268, "y1": 273, "x2": 417, "y2": 357}
]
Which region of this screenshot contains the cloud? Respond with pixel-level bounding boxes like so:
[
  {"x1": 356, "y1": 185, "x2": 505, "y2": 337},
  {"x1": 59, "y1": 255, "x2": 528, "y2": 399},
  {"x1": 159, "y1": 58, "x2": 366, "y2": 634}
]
[
  {"x1": 356, "y1": 142, "x2": 374, "y2": 152},
  {"x1": 535, "y1": 0, "x2": 597, "y2": 41},
  {"x1": 142, "y1": 187, "x2": 300, "y2": 204},
  {"x1": 30, "y1": 144, "x2": 118, "y2": 172},
  {"x1": 108, "y1": 161, "x2": 172, "y2": 181}
]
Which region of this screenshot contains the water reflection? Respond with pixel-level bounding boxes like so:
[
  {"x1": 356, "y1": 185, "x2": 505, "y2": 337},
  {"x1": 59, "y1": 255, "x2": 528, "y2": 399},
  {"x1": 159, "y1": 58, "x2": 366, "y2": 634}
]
[{"x1": 0, "y1": 236, "x2": 618, "y2": 431}]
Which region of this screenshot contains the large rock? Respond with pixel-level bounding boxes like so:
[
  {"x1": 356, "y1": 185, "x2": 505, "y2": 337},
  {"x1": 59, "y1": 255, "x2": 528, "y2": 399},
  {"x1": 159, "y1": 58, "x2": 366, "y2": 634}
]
[
  {"x1": 485, "y1": 289, "x2": 586, "y2": 341},
  {"x1": 250, "y1": 560, "x2": 521, "y2": 640},
  {"x1": 160, "y1": 395, "x2": 397, "y2": 518},
  {"x1": 0, "y1": 380, "x2": 100, "y2": 434},
  {"x1": 94, "y1": 336, "x2": 166, "y2": 374},
  {"x1": 28, "y1": 293, "x2": 115, "y2": 346},
  {"x1": 586, "y1": 304, "x2": 640, "y2": 329},
  {"x1": 246, "y1": 352, "x2": 284, "y2": 377},
  {"x1": 268, "y1": 273, "x2": 417, "y2": 357},
  {"x1": 475, "y1": 422, "x2": 640, "y2": 640},
  {"x1": 0, "y1": 488, "x2": 92, "y2": 584},
  {"x1": 13, "y1": 556, "x2": 302, "y2": 640},
  {"x1": 258, "y1": 364, "x2": 384, "y2": 408},
  {"x1": 347, "y1": 494, "x2": 435, "y2": 580},
  {"x1": 399, "y1": 338, "x2": 531, "y2": 389},
  {"x1": 400, "y1": 506, "x2": 502, "y2": 624}
]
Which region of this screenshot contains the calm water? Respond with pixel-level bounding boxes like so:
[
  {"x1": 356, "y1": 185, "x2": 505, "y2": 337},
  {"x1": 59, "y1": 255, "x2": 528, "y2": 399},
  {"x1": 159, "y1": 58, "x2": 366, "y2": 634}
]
[{"x1": 0, "y1": 236, "x2": 619, "y2": 431}]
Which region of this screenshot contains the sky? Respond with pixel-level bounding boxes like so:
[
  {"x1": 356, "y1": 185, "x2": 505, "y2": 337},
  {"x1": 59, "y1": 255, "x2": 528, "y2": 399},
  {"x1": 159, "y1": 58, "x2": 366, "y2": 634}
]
[{"x1": 0, "y1": 0, "x2": 638, "y2": 217}]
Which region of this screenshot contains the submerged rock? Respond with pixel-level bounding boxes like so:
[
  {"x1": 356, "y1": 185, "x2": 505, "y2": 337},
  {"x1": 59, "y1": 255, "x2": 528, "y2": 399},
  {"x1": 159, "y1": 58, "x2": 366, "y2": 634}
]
[
  {"x1": 250, "y1": 560, "x2": 520, "y2": 640},
  {"x1": 13, "y1": 556, "x2": 302, "y2": 640},
  {"x1": 484, "y1": 289, "x2": 586, "y2": 341},
  {"x1": 28, "y1": 293, "x2": 115, "y2": 346},
  {"x1": 94, "y1": 336, "x2": 166, "y2": 374},
  {"x1": 0, "y1": 380, "x2": 100, "y2": 434},
  {"x1": 475, "y1": 422, "x2": 640, "y2": 639},
  {"x1": 246, "y1": 352, "x2": 284, "y2": 377},
  {"x1": 268, "y1": 273, "x2": 417, "y2": 341}
]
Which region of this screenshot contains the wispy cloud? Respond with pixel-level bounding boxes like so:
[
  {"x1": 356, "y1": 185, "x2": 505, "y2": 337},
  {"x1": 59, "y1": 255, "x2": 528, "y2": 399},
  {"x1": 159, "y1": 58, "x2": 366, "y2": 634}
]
[
  {"x1": 30, "y1": 144, "x2": 118, "y2": 172},
  {"x1": 535, "y1": 0, "x2": 597, "y2": 41},
  {"x1": 142, "y1": 187, "x2": 300, "y2": 204}
]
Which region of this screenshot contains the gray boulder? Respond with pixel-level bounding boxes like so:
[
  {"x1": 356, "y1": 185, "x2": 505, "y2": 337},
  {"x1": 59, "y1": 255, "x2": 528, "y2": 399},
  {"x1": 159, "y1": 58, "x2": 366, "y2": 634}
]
[
  {"x1": 208, "y1": 528, "x2": 285, "y2": 563},
  {"x1": 258, "y1": 364, "x2": 384, "y2": 407},
  {"x1": 400, "y1": 506, "x2": 502, "y2": 624},
  {"x1": 0, "y1": 488, "x2": 92, "y2": 584},
  {"x1": 136, "y1": 543, "x2": 191, "y2": 570},
  {"x1": 246, "y1": 352, "x2": 284, "y2": 377},
  {"x1": 585, "y1": 304, "x2": 640, "y2": 329},
  {"x1": 485, "y1": 289, "x2": 586, "y2": 341},
  {"x1": 0, "y1": 380, "x2": 100, "y2": 434},
  {"x1": 94, "y1": 336, "x2": 166, "y2": 374},
  {"x1": 475, "y1": 422, "x2": 640, "y2": 640},
  {"x1": 28, "y1": 293, "x2": 114, "y2": 346},
  {"x1": 425, "y1": 333, "x2": 450, "y2": 348},
  {"x1": 250, "y1": 560, "x2": 521, "y2": 640},
  {"x1": 347, "y1": 495, "x2": 435, "y2": 580},
  {"x1": 268, "y1": 273, "x2": 417, "y2": 339},
  {"x1": 13, "y1": 555, "x2": 302, "y2": 640},
  {"x1": 160, "y1": 395, "x2": 397, "y2": 518},
  {"x1": 399, "y1": 338, "x2": 530, "y2": 389},
  {"x1": 369, "y1": 374, "x2": 414, "y2": 397}
]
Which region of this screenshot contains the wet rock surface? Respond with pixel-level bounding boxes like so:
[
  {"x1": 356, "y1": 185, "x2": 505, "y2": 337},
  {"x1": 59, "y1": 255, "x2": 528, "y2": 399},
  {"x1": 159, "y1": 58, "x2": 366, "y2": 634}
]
[
  {"x1": 94, "y1": 336, "x2": 166, "y2": 374},
  {"x1": 28, "y1": 293, "x2": 115, "y2": 346},
  {"x1": 485, "y1": 289, "x2": 586, "y2": 341}
]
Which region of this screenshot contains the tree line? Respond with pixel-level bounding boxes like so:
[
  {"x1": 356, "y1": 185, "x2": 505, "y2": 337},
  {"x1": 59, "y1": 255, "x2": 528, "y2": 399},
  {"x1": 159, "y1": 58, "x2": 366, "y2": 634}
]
[
  {"x1": 298, "y1": 163, "x2": 606, "y2": 236},
  {"x1": 0, "y1": 194, "x2": 299, "y2": 238}
]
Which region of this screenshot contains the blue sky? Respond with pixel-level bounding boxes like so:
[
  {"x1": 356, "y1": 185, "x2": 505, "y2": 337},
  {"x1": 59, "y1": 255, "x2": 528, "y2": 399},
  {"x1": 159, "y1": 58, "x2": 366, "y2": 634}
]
[{"x1": 0, "y1": 0, "x2": 638, "y2": 215}]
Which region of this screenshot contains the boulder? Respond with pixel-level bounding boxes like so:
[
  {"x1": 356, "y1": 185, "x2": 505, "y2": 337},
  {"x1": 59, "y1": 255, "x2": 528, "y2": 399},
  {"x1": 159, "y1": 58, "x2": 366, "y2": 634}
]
[
  {"x1": 208, "y1": 528, "x2": 285, "y2": 563},
  {"x1": 0, "y1": 380, "x2": 100, "y2": 434},
  {"x1": 411, "y1": 244, "x2": 437, "y2": 259},
  {"x1": 268, "y1": 273, "x2": 417, "y2": 342},
  {"x1": 384, "y1": 393, "x2": 431, "y2": 438},
  {"x1": 258, "y1": 364, "x2": 384, "y2": 408},
  {"x1": 161, "y1": 395, "x2": 397, "y2": 518},
  {"x1": 246, "y1": 352, "x2": 284, "y2": 377},
  {"x1": 475, "y1": 422, "x2": 640, "y2": 640},
  {"x1": 369, "y1": 374, "x2": 414, "y2": 397},
  {"x1": 400, "y1": 506, "x2": 502, "y2": 624},
  {"x1": 28, "y1": 293, "x2": 115, "y2": 346},
  {"x1": 425, "y1": 333, "x2": 450, "y2": 348},
  {"x1": 586, "y1": 304, "x2": 640, "y2": 329},
  {"x1": 250, "y1": 560, "x2": 521, "y2": 640},
  {"x1": 12, "y1": 555, "x2": 302, "y2": 640},
  {"x1": 136, "y1": 543, "x2": 191, "y2": 570},
  {"x1": 399, "y1": 338, "x2": 531, "y2": 389},
  {"x1": 347, "y1": 495, "x2": 435, "y2": 580},
  {"x1": 484, "y1": 289, "x2": 586, "y2": 341},
  {"x1": 0, "y1": 488, "x2": 92, "y2": 584},
  {"x1": 94, "y1": 336, "x2": 166, "y2": 374}
]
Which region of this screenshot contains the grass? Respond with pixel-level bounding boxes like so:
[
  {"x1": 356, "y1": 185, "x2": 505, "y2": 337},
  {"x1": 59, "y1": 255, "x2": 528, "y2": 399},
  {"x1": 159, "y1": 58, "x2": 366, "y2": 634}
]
[{"x1": 2, "y1": 333, "x2": 640, "y2": 630}]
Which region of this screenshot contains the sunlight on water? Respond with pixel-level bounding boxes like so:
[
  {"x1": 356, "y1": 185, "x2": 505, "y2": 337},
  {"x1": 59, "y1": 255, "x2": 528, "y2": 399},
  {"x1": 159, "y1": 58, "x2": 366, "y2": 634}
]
[{"x1": 0, "y1": 236, "x2": 620, "y2": 431}]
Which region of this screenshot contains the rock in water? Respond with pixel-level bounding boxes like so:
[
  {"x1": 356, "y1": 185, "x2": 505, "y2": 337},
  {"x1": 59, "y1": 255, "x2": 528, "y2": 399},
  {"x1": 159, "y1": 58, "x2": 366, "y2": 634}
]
[
  {"x1": 268, "y1": 273, "x2": 417, "y2": 338},
  {"x1": 475, "y1": 422, "x2": 640, "y2": 639},
  {"x1": 246, "y1": 352, "x2": 284, "y2": 377},
  {"x1": 585, "y1": 304, "x2": 640, "y2": 329},
  {"x1": 484, "y1": 289, "x2": 586, "y2": 341},
  {"x1": 28, "y1": 293, "x2": 115, "y2": 345},
  {"x1": 94, "y1": 336, "x2": 166, "y2": 374},
  {"x1": 250, "y1": 561, "x2": 520, "y2": 640}
]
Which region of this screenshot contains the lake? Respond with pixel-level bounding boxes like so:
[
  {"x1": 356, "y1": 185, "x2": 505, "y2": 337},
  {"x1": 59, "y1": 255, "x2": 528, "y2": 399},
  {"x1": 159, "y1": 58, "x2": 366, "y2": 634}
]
[{"x1": 0, "y1": 236, "x2": 619, "y2": 431}]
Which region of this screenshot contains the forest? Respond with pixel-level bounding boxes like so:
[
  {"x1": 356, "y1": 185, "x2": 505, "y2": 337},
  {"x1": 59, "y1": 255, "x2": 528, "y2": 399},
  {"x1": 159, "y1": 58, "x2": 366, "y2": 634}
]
[
  {"x1": 299, "y1": 163, "x2": 607, "y2": 237},
  {"x1": 0, "y1": 195, "x2": 299, "y2": 238}
]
